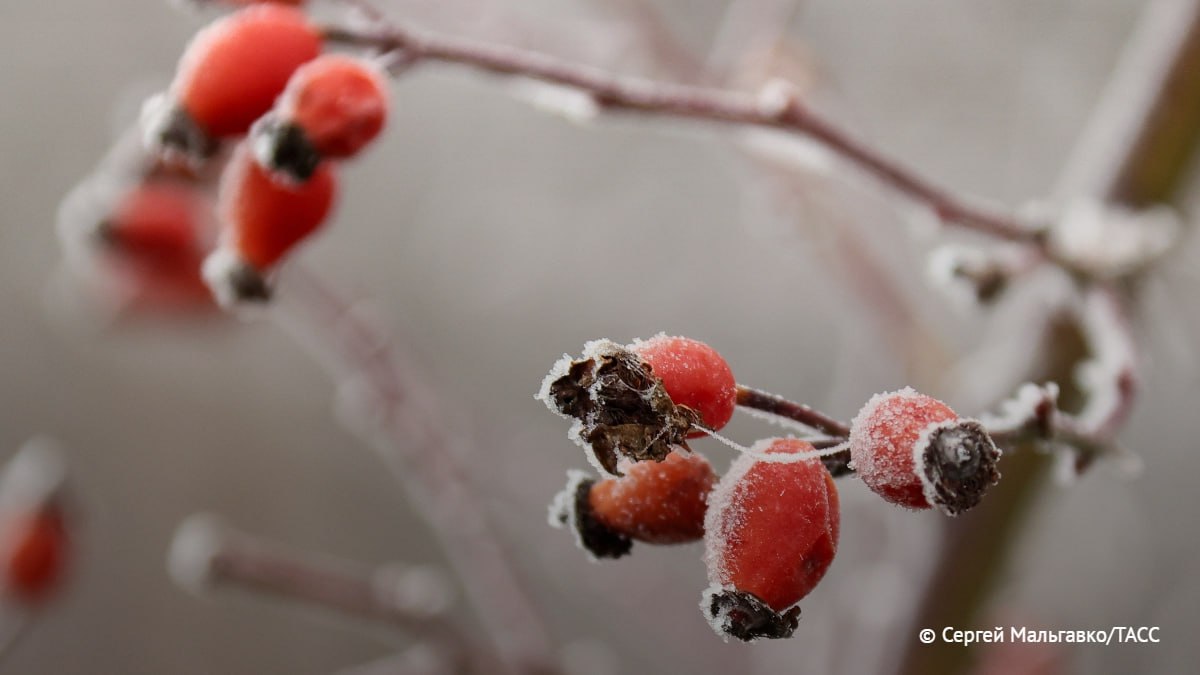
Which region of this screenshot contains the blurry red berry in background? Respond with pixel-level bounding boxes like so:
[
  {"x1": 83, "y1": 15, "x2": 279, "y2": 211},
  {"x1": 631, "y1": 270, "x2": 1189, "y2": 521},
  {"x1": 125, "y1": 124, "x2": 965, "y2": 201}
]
[
  {"x1": 1, "y1": 509, "x2": 68, "y2": 605},
  {"x1": 217, "y1": 142, "x2": 337, "y2": 271},
  {"x1": 103, "y1": 180, "x2": 212, "y2": 297},
  {"x1": 631, "y1": 335, "x2": 737, "y2": 437},
  {"x1": 146, "y1": 5, "x2": 321, "y2": 158}
]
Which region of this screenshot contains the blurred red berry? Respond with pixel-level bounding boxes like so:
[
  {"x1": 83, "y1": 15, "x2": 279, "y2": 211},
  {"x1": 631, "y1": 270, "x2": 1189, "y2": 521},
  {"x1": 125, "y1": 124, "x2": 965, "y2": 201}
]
[
  {"x1": 631, "y1": 335, "x2": 736, "y2": 437},
  {"x1": 220, "y1": 142, "x2": 337, "y2": 269},
  {"x1": 2, "y1": 509, "x2": 68, "y2": 605},
  {"x1": 702, "y1": 438, "x2": 839, "y2": 641},
  {"x1": 254, "y1": 55, "x2": 389, "y2": 181},
  {"x1": 145, "y1": 5, "x2": 322, "y2": 158},
  {"x1": 848, "y1": 387, "x2": 1000, "y2": 515},
  {"x1": 102, "y1": 180, "x2": 212, "y2": 295},
  {"x1": 204, "y1": 143, "x2": 336, "y2": 303}
]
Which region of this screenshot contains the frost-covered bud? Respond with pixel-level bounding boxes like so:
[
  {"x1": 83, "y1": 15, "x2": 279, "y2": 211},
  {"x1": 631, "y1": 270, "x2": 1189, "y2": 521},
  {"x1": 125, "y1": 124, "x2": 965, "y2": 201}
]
[
  {"x1": 702, "y1": 439, "x2": 839, "y2": 642},
  {"x1": 849, "y1": 388, "x2": 1000, "y2": 515},
  {"x1": 536, "y1": 335, "x2": 735, "y2": 476},
  {"x1": 927, "y1": 244, "x2": 1017, "y2": 306},
  {"x1": 1031, "y1": 199, "x2": 1181, "y2": 278},
  {"x1": 549, "y1": 448, "x2": 715, "y2": 560}
]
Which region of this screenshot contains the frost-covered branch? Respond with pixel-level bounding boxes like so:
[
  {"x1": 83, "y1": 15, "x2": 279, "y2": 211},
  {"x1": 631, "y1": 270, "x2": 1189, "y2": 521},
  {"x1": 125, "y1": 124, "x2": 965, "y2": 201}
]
[{"x1": 320, "y1": 12, "x2": 1039, "y2": 244}]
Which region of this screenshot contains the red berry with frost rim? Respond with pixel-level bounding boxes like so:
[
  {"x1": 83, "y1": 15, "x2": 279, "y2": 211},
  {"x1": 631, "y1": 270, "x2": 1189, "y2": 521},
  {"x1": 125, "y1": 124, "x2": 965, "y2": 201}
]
[
  {"x1": 143, "y1": 5, "x2": 322, "y2": 159},
  {"x1": 702, "y1": 438, "x2": 839, "y2": 641},
  {"x1": 550, "y1": 448, "x2": 715, "y2": 559},
  {"x1": 2, "y1": 509, "x2": 68, "y2": 605},
  {"x1": 203, "y1": 142, "x2": 337, "y2": 305},
  {"x1": 848, "y1": 387, "x2": 1000, "y2": 515},
  {"x1": 630, "y1": 335, "x2": 736, "y2": 437},
  {"x1": 254, "y1": 55, "x2": 390, "y2": 182}
]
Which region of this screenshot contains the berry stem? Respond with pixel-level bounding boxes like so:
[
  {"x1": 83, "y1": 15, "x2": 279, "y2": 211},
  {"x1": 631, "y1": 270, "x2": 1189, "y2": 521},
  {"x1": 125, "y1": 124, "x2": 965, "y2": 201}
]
[
  {"x1": 733, "y1": 385, "x2": 854, "y2": 476},
  {"x1": 319, "y1": 11, "x2": 1040, "y2": 244},
  {"x1": 734, "y1": 385, "x2": 850, "y2": 438}
]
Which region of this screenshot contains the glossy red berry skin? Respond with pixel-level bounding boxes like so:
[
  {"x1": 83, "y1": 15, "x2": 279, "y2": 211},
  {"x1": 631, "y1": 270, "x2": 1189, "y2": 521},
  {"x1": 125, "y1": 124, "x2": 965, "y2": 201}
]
[
  {"x1": 218, "y1": 142, "x2": 337, "y2": 270},
  {"x1": 589, "y1": 449, "x2": 715, "y2": 544},
  {"x1": 706, "y1": 439, "x2": 839, "y2": 609},
  {"x1": 279, "y1": 55, "x2": 389, "y2": 158},
  {"x1": 631, "y1": 335, "x2": 736, "y2": 437},
  {"x1": 2, "y1": 509, "x2": 68, "y2": 604},
  {"x1": 849, "y1": 389, "x2": 956, "y2": 510},
  {"x1": 174, "y1": 6, "x2": 321, "y2": 139}
]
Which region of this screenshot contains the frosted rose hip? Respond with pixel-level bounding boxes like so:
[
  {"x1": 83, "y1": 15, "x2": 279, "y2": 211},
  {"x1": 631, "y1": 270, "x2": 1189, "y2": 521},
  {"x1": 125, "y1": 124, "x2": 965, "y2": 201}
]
[
  {"x1": 550, "y1": 448, "x2": 715, "y2": 559},
  {"x1": 631, "y1": 335, "x2": 737, "y2": 436},
  {"x1": 848, "y1": 387, "x2": 1000, "y2": 515},
  {"x1": 702, "y1": 438, "x2": 839, "y2": 641}
]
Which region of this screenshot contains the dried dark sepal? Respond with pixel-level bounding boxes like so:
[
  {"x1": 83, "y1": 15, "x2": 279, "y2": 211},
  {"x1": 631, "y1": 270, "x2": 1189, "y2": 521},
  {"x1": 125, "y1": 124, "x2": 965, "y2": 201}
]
[
  {"x1": 705, "y1": 589, "x2": 800, "y2": 642},
  {"x1": 147, "y1": 103, "x2": 220, "y2": 161},
  {"x1": 252, "y1": 115, "x2": 322, "y2": 183},
  {"x1": 544, "y1": 344, "x2": 701, "y2": 476},
  {"x1": 920, "y1": 419, "x2": 1001, "y2": 516},
  {"x1": 549, "y1": 475, "x2": 632, "y2": 560}
]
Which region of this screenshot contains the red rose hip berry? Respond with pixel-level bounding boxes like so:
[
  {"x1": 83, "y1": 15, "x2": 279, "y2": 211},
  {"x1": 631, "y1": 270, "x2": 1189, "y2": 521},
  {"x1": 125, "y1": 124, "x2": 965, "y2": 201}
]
[
  {"x1": 631, "y1": 335, "x2": 736, "y2": 437},
  {"x1": 550, "y1": 448, "x2": 715, "y2": 559},
  {"x1": 143, "y1": 5, "x2": 322, "y2": 160},
  {"x1": 253, "y1": 55, "x2": 390, "y2": 182},
  {"x1": 848, "y1": 387, "x2": 1000, "y2": 515},
  {"x1": 702, "y1": 438, "x2": 839, "y2": 641},
  {"x1": 2, "y1": 508, "x2": 68, "y2": 605},
  {"x1": 203, "y1": 142, "x2": 337, "y2": 305}
]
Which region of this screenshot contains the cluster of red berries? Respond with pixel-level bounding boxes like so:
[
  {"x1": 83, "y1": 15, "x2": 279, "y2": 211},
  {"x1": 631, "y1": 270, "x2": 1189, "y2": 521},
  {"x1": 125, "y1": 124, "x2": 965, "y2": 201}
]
[
  {"x1": 539, "y1": 334, "x2": 1001, "y2": 641},
  {"x1": 62, "y1": 3, "x2": 391, "y2": 309}
]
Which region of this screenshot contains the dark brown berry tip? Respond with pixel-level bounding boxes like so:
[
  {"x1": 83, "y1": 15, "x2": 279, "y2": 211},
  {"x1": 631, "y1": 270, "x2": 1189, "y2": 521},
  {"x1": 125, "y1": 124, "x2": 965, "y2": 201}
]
[
  {"x1": 537, "y1": 340, "x2": 701, "y2": 476},
  {"x1": 703, "y1": 588, "x2": 800, "y2": 642},
  {"x1": 251, "y1": 115, "x2": 322, "y2": 183},
  {"x1": 548, "y1": 471, "x2": 631, "y2": 560},
  {"x1": 919, "y1": 419, "x2": 1001, "y2": 516},
  {"x1": 201, "y1": 250, "x2": 273, "y2": 308},
  {"x1": 141, "y1": 95, "x2": 219, "y2": 162}
]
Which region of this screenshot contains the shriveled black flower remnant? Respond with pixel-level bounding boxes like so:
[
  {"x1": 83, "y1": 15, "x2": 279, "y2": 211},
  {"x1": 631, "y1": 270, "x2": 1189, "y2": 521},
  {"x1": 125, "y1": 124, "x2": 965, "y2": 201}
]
[{"x1": 536, "y1": 339, "x2": 701, "y2": 476}]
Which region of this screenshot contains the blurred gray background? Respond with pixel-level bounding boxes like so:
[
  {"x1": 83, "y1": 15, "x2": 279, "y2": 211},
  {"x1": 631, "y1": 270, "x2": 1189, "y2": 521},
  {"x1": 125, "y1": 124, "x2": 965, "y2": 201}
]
[{"x1": 1, "y1": 0, "x2": 1199, "y2": 673}]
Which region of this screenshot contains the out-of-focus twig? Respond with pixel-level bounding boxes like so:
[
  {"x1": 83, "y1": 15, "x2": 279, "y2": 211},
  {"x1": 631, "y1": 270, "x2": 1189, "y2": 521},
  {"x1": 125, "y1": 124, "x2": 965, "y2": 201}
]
[
  {"x1": 898, "y1": 2, "x2": 1200, "y2": 674},
  {"x1": 270, "y1": 267, "x2": 556, "y2": 675}
]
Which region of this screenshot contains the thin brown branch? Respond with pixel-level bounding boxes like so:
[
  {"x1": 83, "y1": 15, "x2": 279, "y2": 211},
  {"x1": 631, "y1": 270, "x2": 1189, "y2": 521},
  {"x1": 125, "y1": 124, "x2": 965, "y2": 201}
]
[
  {"x1": 168, "y1": 515, "x2": 490, "y2": 672},
  {"x1": 320, "y1": 17, "x2": 1039, "y2": 244},
  {"x1": 734, "y1": 385, "x2": 853, "y2": 475}
]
